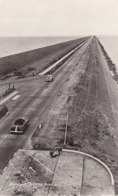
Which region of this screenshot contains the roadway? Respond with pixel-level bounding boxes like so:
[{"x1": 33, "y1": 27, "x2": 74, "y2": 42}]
[{"x1": 0, "y1": 37, "x2": 92, "y2": 174}]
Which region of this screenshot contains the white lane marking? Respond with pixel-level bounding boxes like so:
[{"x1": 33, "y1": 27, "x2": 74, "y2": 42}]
[
  {"x1": 12, "y1": 94, "x2": 21, "y2": 100},
  {"x1": 0, "y1": 91, "x2": 18, "y2": 105},
  {"x1": 0, "y1": 134, "x2": 8, "y2": 145}
]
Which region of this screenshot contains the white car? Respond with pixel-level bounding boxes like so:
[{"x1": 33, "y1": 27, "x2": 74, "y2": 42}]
[{"x1": 45, "y1": 75, "x2": 53, "y2": 82}]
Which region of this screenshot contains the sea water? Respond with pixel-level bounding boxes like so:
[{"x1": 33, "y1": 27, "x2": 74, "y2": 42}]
[
  {"x1": 0, "y1": 36, "x2": 78, "y2": 58},
  {"x1": 0, "y1": 36, "x2": 117, "y2": 70},
  {"x1": 99, "y1": 36, "x2": 118, "y2": 70}
]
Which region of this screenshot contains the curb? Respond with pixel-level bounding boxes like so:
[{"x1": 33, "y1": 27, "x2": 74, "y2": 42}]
[{"x1": 62, "y1": 148, "x2": 114, "y2": 186}]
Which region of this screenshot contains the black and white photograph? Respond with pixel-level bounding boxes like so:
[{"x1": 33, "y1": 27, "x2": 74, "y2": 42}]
[{"x1": 0, "y1": 0, "x2": 117, "y2": 195}]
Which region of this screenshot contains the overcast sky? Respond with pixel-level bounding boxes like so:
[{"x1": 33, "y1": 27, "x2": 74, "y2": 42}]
[{"x1": 0, "y1": 0, "x2": 118, "y2": 36}]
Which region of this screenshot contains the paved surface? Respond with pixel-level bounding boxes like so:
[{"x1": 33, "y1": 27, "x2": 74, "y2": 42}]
[
  {"x1": 0, "y1": 150, "x2": 115, "y2": 195},
  {"x1": 0, "y1": 37, "x2": 116, "y2": 195},
  {"x1": 0, "y1": 91, "x2": 18, "y2": 105},
  {"x1": 0, "y1": 38, "x2": 91, "y2": 174}
]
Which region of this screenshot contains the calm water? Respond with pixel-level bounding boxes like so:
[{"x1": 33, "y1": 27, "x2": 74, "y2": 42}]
[
  {"x1": 99, "y1": 36, "x2": 118, "y2": 69},
  {"x1": 0, "y1": 36, "x2": 78, "y2": 58}
]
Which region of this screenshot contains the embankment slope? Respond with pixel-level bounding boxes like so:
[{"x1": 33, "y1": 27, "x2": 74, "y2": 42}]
[{"x1": 0, "y1": 36, "x2": 89, "y2": 75}]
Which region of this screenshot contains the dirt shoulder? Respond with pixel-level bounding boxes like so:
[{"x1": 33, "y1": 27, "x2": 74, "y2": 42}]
[{"x1": 30, "y1": 37, "x2": 118, "y2": 194}]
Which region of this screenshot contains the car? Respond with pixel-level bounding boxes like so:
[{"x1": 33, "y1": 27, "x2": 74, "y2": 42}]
[
  {"x1": 45, "y1": 74, "x2": 53, "y2": 82},
  {"x1": 10, "y1": 118, "x2": 29, "y2": 134}
]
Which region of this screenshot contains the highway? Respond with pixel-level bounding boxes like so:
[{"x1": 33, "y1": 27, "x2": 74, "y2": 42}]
[
  {"x1": 0, "y1": 37, "x2": 92, "y2": 174},
  {"x1": 0, "y1": 36, "x2": 117, "y2": 194}
]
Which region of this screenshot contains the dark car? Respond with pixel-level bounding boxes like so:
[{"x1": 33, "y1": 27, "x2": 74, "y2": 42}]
[{"x1": 10, "y1": 118, "x2": 29, "y2": 134}]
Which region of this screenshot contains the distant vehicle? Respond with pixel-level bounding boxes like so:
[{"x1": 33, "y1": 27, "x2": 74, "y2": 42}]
[
  {"x1": 45, "y1": 75, "x2": 53, "y2": 82},
  {"x1": 10, "y1": 118, "x2": 29, "y2": 134}
]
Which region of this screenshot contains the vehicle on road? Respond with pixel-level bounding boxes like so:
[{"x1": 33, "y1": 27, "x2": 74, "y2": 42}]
[
  {"x1": 10, "y1": 118, "x2": 29, "y2": 134},
  {"x1": 45, "y1": 74, "x2": 53, "y2": 82}
]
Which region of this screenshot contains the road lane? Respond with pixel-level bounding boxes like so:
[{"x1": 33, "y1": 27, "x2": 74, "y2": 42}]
[
  {"x1": 0, "y1": 91, "x2": 18, "y2": 105},
  {"x1": 0, "y1": 38, "x2": 92, "y2": 174}
]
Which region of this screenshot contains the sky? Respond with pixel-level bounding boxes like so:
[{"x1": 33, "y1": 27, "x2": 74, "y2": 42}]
[{"x1": 0, "y1": 0, "x2": 118, "y2": 36}]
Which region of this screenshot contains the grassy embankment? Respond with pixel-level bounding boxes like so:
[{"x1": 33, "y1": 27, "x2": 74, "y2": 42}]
[{"x1": 0, "y1": 37, "x2": 89, "y2": 77}]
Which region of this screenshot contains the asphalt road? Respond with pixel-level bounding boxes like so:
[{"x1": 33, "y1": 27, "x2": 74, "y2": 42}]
[{"x1": 0, "y1": 37, "x2": 92, "y2": 174}]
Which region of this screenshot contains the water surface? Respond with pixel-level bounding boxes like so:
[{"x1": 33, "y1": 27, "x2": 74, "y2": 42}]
[
  {"x1": 0, "y1": 36, "x2": 78, "y2": 58},
  {"x1": 99, "y1": 36, "x2": 118, "y2": 69}
]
